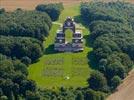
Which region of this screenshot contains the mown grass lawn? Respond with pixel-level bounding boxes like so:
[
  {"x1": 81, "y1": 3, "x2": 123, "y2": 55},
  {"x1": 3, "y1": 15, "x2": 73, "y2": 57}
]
[{"x1": 28, "y1": 4, "x2": 92, "y2": 89}]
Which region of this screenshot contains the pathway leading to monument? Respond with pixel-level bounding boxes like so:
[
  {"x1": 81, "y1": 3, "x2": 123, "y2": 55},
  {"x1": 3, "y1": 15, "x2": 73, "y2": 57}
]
[{"x1": 28, "y1": 4, "x2": 92, "y2": 89}]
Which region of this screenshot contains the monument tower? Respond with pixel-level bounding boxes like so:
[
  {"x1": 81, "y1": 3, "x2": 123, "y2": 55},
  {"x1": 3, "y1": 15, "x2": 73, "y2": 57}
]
[{"x1": 54, "y1": 17, "x2": 83, "y2": 52}]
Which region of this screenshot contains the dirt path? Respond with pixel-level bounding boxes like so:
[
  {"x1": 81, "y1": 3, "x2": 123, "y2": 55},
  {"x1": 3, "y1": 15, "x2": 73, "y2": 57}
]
[{"x1": 107, "y1": 69, "x2": 134, "y2": 100}]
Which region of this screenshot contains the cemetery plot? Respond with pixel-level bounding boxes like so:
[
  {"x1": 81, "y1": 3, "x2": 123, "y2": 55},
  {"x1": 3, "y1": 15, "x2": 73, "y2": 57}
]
[
  {"x1": 72, "y1": 57, "x2": 88, "y2": 65},
  {"x1": 43, "y1": 57, "x2": 64, "y2": 77},
  {"x1": 28, "y1": 5, "x2": 92, "y2": 88},
  {"x1": 44, "y1": 57, "x2": 64, "y2": 65},
  {"x1": 43, "y1": 57, "x2": 89, "y2": 77},
  {"x1": 71, "y1": 67, "x2": 90, "y2": 77},
  {"x1": 43, "y1": 66, "x2": 64, "y2": 77}
]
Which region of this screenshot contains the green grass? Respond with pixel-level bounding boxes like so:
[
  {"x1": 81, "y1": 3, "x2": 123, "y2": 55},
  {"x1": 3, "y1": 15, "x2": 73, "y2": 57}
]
[
  {"x1": 28, "y1": 4, "x2": 92, "y2": 89},
  {"x1": 65, "y1": 29, "x2": 73, "y2": 42},
  {"x1": 57, "y1": 5, "x2": 80, "y2": 23}
]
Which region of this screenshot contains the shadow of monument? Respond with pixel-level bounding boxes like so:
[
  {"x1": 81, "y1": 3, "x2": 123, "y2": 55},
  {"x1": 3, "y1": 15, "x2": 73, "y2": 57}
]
[{"x1": 44, "y1": 44, "x2": 60, "y2": 55}]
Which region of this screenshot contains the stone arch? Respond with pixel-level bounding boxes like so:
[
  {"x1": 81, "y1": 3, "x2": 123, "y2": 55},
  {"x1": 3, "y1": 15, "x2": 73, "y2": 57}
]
[
  {"x1": 63, "y1": 17, "x2": 75, "y2": 33},
  {"x1": 54, "y1": 17, "x2": 83, "y2": 52}
]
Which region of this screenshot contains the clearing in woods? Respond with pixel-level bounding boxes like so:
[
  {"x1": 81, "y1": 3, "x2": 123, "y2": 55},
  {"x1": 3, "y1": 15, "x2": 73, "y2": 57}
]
[
  {"x1": 0, "y1": 0, "x2": 92, "y2": 90},
  {"x1": 1, "y1": 0, "x2": 134, "y2": 100},
  {"x1": 28, "y1": 4, "x2": 92, "y2": 89}
]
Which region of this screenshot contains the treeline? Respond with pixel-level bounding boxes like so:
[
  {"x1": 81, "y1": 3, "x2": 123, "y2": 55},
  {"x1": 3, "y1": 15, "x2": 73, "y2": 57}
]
[
  {"x1": 36, "y1": 3, "x2": 64, "y2": 21},
  {"x1": 0, "y1": 36, "x2": 43, "y2": 63},
  {"x1": 0, "y1": 2, "x2": 65, "y2": 99},
  {"x1": 0, "y1": 36, "x2": 43, "y2": 99},
  {"x1": 0, "y1": 10, "x2": 52, "y2": 41},
  {"x1": 0, "y1": 8, "x2": 5, "y2": 14},
  {"x1": 0, "y1": 3, "x2": 53, "y2": 100},
  {"x1": 81, "y1": 1, "x2": 134, "y2": 94},
  {"x1": 38, "y1": 87, "x2": 105, "y2": 100},
  {"x1": 1, "y1": 1, "x2": 134, "y2": 100},
  {"x1": 0, "y1": 54, "x2": 39, "y2": 100}
]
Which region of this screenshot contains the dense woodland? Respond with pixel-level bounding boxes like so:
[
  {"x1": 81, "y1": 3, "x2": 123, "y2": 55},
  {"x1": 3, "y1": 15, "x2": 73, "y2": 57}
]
[
  {"x1": 0, "y1": 4, "x2": 54, "y2": 99},
  {"x1": 0, "y1": 36, "x2": 43, "y2": 62},
  {"x1": 36, "y1": 3, "x2": 64, "y2": 21},
  {"x1": 0, "y1": 53, "x2": 37, "y2": 100},
  {"x1": 0, "y1": 10, "x2": 52, "y2": 41},
  {"x1": 81, "y1": 1, "x2": 134, "y2": 93},
  {"x1": 0, "y1": 1, "x2": 134, "y2": 100}
]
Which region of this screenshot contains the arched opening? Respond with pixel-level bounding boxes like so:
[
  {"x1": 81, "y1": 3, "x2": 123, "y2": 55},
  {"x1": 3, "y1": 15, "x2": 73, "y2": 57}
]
[
  {"x1": 54, "y1": 17, "x2": 83, "y2": 52},
  {"x1": 65, "y1": 29, "x2": 73, "y2": 43}
]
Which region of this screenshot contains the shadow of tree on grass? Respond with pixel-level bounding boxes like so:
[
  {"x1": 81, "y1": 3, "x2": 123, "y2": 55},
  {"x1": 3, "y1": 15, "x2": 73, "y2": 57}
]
[
  {"x1": 83, "y1": 35, "x2": 94, "y2": 47},
  {"x1": 87, "y1": 51, "x2": 98, "y2": 70},
  {"x1": 44, "y1": 44, "x2": 59, "y2": 55}
]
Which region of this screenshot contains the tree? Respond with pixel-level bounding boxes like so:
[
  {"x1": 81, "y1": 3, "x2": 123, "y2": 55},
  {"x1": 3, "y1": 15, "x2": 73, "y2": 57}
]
[
  {"x1": 26, "y1": 91, "x2": 40, "y2": 100},
  {"x1": 12, "y1": 83, "x2": 19, "y2": 100},
  {"x1": 87, "y1": 71, "x2": 107, "y2": 91},
  {"x1": 127, "y1": 43, "x2": 134, "y2": 60},
  {"x1": 110, "y1": 75, "x2": 122, "y2": 90},
  {"x1": 0, "y1": 11, "x2": 52, "y2": 40},
  {"x1": 36, "y1": 3, "x2": 64, "y2": 21},
  {"x1": 89, "y1": 20, "x2": 133, "y2": 41},
  {"x1": 98, "y1": 59, "x2": 108, "y2": 74},
  {"x1": 21, "y1": 56, "x2": 31, "y2": 65},
  {"x1": 0, "y1": 96, "x2": 8, "y2": 100},
  {"x1": 0, "y1": 36, "x2": 43, "y2": 62},
  {"x1": 0, "y1": 54, "x2": 37, "y2": 99},
  {"x1": 81, "y1": 1, "x2": 134, "y2": 93},
  {"x1": 106, "y1": 62, "x2": 126, "y2": 79},
  {"x1": 75, "y1": 91, "x2": 84, "y2": 100},
  {"x1": 2, "y1": 79, "x2": 14, "y2": 100},
  {"x1": 85, "y1": 89, "x2": 105, "y2": 100},
  {"x1": 0, "y1": 8, "x2": 5, "y2": 14},
  {"x1": 107, "y1": 52, "x2": 133, "y2": 73},
  {"x1": 13, "y1": 60, "x2": 28, "y2": 76},
  {"x1": 20, "y1": 80, "x2": 36, "y2": 96}
]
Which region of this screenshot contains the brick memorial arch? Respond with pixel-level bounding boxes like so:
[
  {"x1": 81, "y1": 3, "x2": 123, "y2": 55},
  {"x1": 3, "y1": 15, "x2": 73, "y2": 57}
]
[
  {"x1": 63, "y1": 17, "x2": 75, "y2": 33},
  {"x1": 54, "y1": 17, "x2": 83, "y2": 52}
]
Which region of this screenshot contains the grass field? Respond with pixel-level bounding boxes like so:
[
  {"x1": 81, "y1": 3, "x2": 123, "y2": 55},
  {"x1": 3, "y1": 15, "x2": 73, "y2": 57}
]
[{"x1": 28, "y1": 4, "x2": 92, "y2": 89}]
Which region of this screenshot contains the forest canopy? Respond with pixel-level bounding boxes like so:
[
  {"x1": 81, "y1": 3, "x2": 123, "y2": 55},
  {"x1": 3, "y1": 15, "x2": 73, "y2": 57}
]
[
  {"x1": 0, "y1": 1, "x2": 134, "y2": 100},
  {"x1": 0, "y1": 36, "x2": 43, "y2": 62},
  {"x1": 0, "y1": 10, "x2": 52, "y2": 41},
  {"x1": 36, "y1": 3, "x2": 64, "y2": 21},
  {"x1": 0, "y1": 7, "x2": 52, "y2": 100},
  {"x1": 80, "y1": 1, "x2": 134, "y2": 94}
]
